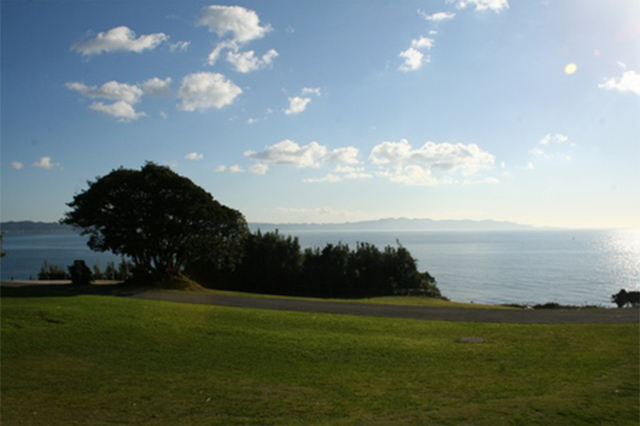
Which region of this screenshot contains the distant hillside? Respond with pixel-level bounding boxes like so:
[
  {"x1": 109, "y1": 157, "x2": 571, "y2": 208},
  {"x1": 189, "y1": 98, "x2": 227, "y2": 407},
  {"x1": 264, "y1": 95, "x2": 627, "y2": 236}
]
[
  {"x1": 250, "y1": 218, "x2": 538, "y2": 232},
  {"x1": 0, "y1": 221, "x2": 76, "y2": 235}
]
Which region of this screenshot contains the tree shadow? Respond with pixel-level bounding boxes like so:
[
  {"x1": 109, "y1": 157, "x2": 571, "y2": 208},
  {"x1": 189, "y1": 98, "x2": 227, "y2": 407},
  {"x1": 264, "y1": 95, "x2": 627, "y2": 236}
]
[{"x1": 0, "y1": 283, "x2": 148, "y2": 299}]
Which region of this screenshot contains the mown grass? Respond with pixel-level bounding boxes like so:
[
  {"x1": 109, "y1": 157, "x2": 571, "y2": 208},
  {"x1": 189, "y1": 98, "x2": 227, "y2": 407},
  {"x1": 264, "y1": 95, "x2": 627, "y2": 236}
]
[{"x1": 1, "y1": 287, "x2": 638, "y2": 425}]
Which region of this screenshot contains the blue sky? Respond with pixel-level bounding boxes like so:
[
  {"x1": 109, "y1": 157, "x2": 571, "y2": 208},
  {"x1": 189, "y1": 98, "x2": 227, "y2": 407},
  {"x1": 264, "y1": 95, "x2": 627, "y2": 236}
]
[{"x1": 1, "y1": 0, "x2": 639, "y2": 228}]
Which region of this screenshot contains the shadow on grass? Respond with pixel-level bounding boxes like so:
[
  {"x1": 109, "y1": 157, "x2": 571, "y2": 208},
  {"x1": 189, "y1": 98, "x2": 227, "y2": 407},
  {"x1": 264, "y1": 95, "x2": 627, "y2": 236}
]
[{"x1": 0, "y1": 283, "x2": 147, "y2": 299}]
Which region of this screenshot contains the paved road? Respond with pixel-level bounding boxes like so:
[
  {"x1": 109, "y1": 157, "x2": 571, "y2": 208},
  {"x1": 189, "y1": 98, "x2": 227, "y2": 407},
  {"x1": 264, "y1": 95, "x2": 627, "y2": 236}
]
[{"x1": 3, "y1": 281, "x2": 637, "y2": 325}]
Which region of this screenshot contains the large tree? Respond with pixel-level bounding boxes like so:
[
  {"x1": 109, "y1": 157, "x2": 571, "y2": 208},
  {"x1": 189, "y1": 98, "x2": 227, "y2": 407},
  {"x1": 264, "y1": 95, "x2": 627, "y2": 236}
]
[{"x1": 62, "y1": 163, "x2": 248, "y2": 281}]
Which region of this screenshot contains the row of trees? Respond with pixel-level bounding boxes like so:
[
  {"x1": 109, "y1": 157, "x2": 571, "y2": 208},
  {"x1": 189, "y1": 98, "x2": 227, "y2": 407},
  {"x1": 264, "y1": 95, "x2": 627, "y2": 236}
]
[
  {"x1": 63, "y1": 163, "x2": 444, "y2": 299},
  {"x1": 190, "y1": 231, "x2": 442, "y2": 299},
  {"x1": 37, "y1": 260, "x2": 132, "y2": 281}
]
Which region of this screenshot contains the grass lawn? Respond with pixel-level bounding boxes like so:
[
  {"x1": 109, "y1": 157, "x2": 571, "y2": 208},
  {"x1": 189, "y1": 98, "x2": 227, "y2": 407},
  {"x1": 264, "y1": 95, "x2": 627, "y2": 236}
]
[{"x1": 1, "y1": 287, "x2": 638, "y2": 425}]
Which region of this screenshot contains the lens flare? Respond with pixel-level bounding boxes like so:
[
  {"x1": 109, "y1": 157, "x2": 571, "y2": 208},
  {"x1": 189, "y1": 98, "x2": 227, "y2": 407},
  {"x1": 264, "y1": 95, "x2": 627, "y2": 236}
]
[{"x1": 564, "y1": 63, "x2": 578, "y2": 75}]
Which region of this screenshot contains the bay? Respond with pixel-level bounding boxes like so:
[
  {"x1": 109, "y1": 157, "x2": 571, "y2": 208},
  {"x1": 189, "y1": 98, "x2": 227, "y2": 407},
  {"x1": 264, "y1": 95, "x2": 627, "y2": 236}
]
[{"x1": 1, "y1": 229, "x2": 638, "y2": 307}]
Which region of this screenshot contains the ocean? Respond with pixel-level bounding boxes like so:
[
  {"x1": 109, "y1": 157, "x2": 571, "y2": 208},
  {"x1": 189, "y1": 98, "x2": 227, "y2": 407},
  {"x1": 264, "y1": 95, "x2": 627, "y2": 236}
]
[{"x1": 1, "y1": 229, "x2": 638, "y2": 307}]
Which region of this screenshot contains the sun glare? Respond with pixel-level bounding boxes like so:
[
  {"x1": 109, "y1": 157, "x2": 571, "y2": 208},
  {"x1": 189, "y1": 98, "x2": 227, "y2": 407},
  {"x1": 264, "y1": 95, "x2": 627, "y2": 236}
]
[{"x1": 564, "y1": 63, "x2": 578, "y2": 75}]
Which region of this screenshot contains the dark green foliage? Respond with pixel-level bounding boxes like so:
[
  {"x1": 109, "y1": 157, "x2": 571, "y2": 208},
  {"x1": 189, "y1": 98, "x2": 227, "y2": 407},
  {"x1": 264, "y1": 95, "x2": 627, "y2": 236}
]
[
  {"x1": 195, "y1": 230, "x2": 443, "y2": 299},
  {"x1": 38, "y1": 261, "x2": 68, "y2": 280},
  {"x1": 62, "y1": 163, "x2": 248, "y2": 282},
  {"x1": 68, "y1": 260, "x2": 93, "y2": 285}
]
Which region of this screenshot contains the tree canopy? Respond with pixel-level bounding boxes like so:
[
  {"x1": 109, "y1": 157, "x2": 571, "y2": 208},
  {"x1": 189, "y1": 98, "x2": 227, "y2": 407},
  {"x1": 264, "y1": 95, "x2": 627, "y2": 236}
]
[{"x1": 62, "y1": 163, "x2": 248, "y2": 281}]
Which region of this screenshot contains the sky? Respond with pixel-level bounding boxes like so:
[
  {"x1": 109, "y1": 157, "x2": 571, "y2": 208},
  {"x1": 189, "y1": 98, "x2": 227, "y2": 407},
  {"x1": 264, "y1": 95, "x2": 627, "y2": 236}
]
[{"x1": 1, "y1": 0, "x2": 639, "y2": 228}]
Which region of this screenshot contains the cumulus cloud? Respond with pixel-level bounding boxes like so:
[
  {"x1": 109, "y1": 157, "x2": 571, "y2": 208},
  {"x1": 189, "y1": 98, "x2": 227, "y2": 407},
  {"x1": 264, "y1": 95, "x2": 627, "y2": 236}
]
[
  {"x1": 33, "y1": 157, "x2": 61, "y2": 170},
  {"x1": 370, "y1": 139, "x2": 495, "y2": 185},
  {"x1": 66, "y1": 81, "x2": 143, "y2": 104},
  {"x1": 66, "y1": 80, "x2": 150, "y2": 121},
  {"x1": 451, "y1": 0, "x2": 509, "y2": 12},
  {"x1": 177, "y1": 72, "x2": 242, "y2": 111},
  {"x1": 10, "y1": 162, "x2": 24, "y2": 170},
  {"x1": 142, "y1": 77, "x2": 172, "y2": 96},
  {"x1": 199, "y1": 6, "x2": 277, "y2": 73},
  {"x1": 329, "y1": 147, "x2": 361, "y2": 165},
  {"x1": 197, "y1": 5, "x2": 271, "y2": 43},
  {"x1": 71, "y1": 26, "x2": 168, "y2": 56},
  {"x1": 185, "y1": 152, "x2": 204, "y2": 160},
  {"x1": 285, "y1": 96, "x2": 312, "y2": 115},
  {"x1": 244, "y1": 140, "x2": 328, "y2": 168},
  {"x1": 226, "y1": 49, "x2": 279, "y2": 73},
  {"x1": 599, "y1": 69, "x2": 640, "y2": 96},
  {"x1": 399, "y1": 37, "x2": 434, "y2": 72},
  {"x1": 89, "y1": 101, "x2": 148, "y2": 122}
]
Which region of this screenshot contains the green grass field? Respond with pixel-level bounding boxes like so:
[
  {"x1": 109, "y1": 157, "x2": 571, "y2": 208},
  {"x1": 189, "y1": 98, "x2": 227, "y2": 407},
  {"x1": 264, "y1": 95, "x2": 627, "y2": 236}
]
[{"x1": 2, "y1": 287, "x2": 638, "y2": 425}]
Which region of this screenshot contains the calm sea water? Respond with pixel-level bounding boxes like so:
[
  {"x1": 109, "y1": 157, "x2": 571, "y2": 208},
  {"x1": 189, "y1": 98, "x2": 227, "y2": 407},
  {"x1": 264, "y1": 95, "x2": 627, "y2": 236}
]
[{"x1": 1, "y1": 229, "x2": 639, "y2": 306}]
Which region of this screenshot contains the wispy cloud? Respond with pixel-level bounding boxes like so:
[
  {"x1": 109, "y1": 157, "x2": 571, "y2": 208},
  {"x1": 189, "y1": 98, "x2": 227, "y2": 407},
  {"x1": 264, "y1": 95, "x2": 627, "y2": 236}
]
[
  {"x1": 10, "y1": 162, "x2": 24, "y2": 170},
  {"x1": 419, "y1": 10, "x2": 456, "y2": 21},
  {"x1": 450, "y1": 0, "x2": 509, "y2": 12}
]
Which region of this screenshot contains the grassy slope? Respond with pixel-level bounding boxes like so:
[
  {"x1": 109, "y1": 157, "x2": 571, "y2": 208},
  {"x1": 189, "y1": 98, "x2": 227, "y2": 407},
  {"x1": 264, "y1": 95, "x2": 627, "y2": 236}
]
[{"x1": 2, "y1": 290, "x2": 638, "y2": 425}]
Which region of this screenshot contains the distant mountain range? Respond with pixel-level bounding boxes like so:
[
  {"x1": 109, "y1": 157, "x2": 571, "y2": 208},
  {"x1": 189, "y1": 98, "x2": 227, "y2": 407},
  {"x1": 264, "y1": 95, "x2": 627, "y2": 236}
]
[
  {"x1": 1, "y1": 221, "x2": 75, "y2": 235},
  {"x1": 1, "y1": 218, "x2": 539, "y2": 236},
  {"x1": 250, "y1": 218, "x2": 538, "y2": 232}
]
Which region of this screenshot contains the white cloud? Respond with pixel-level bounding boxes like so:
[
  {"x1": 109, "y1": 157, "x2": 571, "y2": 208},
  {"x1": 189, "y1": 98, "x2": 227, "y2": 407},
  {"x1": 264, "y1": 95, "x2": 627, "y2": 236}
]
[
  {"x1": 599, "y1": 70, "x2": 640, "y2": 96},
  {"x1": 399, "y1": 48, "x2": 426, "y2": 72},
  {"x1": 66, "y1": 80, "x2": 149, "y2": 121},
  {"x1": 370, "y1": 139, "x2": 495, "y2": 185},
  {"x1": 142, "y1": 77, "x2": 172, "y2": 96},
  {"x1": 89, "y1": 101, "x2": 148, "y2": 122},
  {"x1": 525, "y1": 161, "x2": 535, "y2": 170},
  {"x1": 412, "y1": 36, "x2": 435, "y2": 50},
  {"x1": 169, "y1": 41, "x2": 191, "y2": 52},
  {"x1": 226, "y1": 49, "x2": 279, "y2": 73},
  {"x1": 399, "y1": 37, "x2": 434, "y2": 72},
  {"x1": 301, "y1": 87, "x2": 322, "y2": 96},
  {"x1": 197, "y1": 5, "x2": 272, "y2": 43},
  {"x1": 207, "y1": 40, "x2": 238, "y2": 66},
  {"x1": 330, "y1": 147, "x2": 361, "y2": 164},
  {"x1": 419, "y1": 10, "x2": 456, "y2": 21},
  {"x1": 71, "y1": 26, "x2": 168, "y2": 56},
  {"x1": 33, "y1": 157, "x2": 61, "y2": 170},
  {"x1": 215, "y1": 164, "x2": 244, "y2": 173},
  {"x1": 66, "y1": 81, "x2": 143, "y2": 104},
  {"x1": 244, "y1": 140, "x2": 328, "y2": 168},
  {"x1": 177, "y1": 72, "x2": 242, "y2": 111},
  {"x1": 530, "y1": 133, "x2": 575, "y2": 160},
  {"x1": 249, "y1": 164, "x2": 269, "y2": 175},
  {"x1": 452, "y1": 0, "x2": 509, "y2": 12},
  {"x1": 539, "y1": 133, "x2": 570, "y2": 146},
  {"x1": 10, "y1": 162, "x2": 24, "y2": 170},
  {"x1": 185, "y1": 152, "x2": 204, "y2": 160},
  {"x1": 333, "y1": 165, "x2": 373, "y2": 180},
  {"x1": 285, "y1": 96, "x2": 312, "y2": 114}
]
